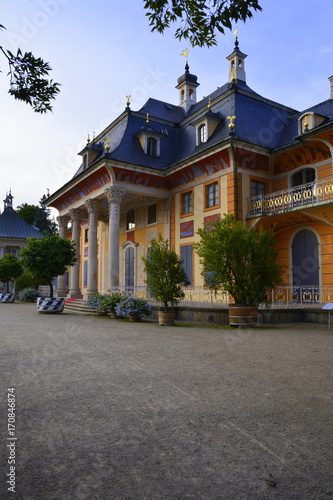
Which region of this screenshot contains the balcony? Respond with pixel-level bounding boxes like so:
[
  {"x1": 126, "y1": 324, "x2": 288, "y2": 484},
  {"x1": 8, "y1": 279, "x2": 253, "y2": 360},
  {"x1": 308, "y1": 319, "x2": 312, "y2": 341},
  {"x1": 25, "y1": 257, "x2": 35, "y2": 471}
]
[{"x1": 247, "y1": 177, "x2": 333, "y2": 217}]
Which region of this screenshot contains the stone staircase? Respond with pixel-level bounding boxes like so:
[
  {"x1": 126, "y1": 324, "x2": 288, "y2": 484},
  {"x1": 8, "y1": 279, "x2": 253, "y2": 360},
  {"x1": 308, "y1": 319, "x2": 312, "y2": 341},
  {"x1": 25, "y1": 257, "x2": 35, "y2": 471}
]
[{"x1": 64, "y1": 299, "x2": 95, "y2": 314}]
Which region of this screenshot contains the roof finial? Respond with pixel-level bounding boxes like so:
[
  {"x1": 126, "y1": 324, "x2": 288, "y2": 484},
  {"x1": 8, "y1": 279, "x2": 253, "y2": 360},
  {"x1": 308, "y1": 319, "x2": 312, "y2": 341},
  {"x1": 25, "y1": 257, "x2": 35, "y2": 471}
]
[{"x1": 233, "y1": 27, "x2": 239, "y2": 49}]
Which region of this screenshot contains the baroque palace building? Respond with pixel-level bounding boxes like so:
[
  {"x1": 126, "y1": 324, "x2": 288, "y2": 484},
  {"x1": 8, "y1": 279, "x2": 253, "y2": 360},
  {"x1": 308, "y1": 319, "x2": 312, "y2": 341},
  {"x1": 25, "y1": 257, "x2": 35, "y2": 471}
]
[{"x1": 46, "y1": 40, "x2": 333, "y2": 301}]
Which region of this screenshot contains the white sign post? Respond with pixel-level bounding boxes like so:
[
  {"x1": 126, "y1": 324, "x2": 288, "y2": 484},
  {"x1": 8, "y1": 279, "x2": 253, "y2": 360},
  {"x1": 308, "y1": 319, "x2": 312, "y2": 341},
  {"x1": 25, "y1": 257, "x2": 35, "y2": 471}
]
[{"x1": 322, "y1": 303, "x2": 333, "y2": 329}]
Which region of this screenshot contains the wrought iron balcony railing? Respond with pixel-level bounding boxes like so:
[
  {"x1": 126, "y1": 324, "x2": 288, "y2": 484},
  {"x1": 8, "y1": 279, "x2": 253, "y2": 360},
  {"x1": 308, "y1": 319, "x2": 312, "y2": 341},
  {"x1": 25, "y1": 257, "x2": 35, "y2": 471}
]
[
  {"x1": 247, "y1": 177, "x2": 333, "y2": 216},
  {"x1": 109, "y1": 285, "x2": 333, "y2": 308}
]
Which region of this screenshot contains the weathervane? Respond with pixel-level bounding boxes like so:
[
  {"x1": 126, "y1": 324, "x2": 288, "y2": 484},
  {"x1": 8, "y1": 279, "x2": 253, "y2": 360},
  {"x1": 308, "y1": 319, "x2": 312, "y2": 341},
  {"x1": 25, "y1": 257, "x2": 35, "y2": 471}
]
[{"x1": 180, "y1": 48, "x2": 190, "y2": 63}]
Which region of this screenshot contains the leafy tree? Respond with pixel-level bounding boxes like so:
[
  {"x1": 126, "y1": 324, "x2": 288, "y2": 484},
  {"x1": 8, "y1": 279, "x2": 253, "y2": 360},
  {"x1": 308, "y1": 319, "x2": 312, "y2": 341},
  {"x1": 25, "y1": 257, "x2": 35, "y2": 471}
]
[
  {"x1": 0, "y1": 26, "x2": 60, "y2": 113},
  {"x1": 144, "y1": 0, "x2": 262, "y2": 47},
  {"x1": 194, "y1": 214, "x2": 284, "y2": 305},
  {"x1": 20, "y1": 235, "x2": 77, "y2": 298},
  {"x1": 0, "y1": 254, "x2": 23, "y2": 293},
  {"x1": 17, "y1": 196, "x2": 58, "y2": 235},
  {"x1": 142, "y1": 234, "x2": 190, "y2": 311}
]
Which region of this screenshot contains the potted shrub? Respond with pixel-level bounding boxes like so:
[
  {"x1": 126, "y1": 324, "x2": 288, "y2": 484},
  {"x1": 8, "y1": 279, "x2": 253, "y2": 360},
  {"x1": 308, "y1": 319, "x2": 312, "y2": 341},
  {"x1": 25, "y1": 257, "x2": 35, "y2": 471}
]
[
  {"x1": 20, "y1": 235, "x2": 77, "y2": 313},
  {"x1": 86, "y1": 293, "x2": 108, "y2": 315},
  {"x1": 18, "y1": 287, "x2": 39, "y2": 302},
  {"x1": 115, "y1": 296, "x2": 152, "y2": 321},
  {"x1": 104, "y1": 292, "x2": 123, "y2": 318},
  {"x1": 142, "y1": 235, "x2": 190, "y2": 325},
  {"x1": 195, "y1": 214, "x2": 284, "y2": 326},
  {"x1": 87, "y1": 292, "x2": 123, "y2": 317},
  {"x1": 0, "y1": 254, "x2": 23, "y2": 303}
]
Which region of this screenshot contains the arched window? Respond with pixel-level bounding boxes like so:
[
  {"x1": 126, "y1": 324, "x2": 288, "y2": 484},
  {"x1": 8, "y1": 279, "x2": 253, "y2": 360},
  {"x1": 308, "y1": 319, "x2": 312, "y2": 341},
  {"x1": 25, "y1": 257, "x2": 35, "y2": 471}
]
[
  {"x1": 291, "y1": 168, "x2": 315, "y2": 187},
  {"x1": 126, "y1": 209, "x2": 135, "y2": 231},
  {"x1": 198, "y1": 124, "x2": 207, "y2": 145},
  {"x1": 147, "y1": 137, "x2": 157, "y2": 157}
]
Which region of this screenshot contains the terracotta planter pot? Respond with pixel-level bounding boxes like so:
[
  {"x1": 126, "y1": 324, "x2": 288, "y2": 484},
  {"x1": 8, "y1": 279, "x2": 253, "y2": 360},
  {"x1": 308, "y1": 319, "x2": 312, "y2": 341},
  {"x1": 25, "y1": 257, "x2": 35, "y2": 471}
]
[
  {"x1": 37, "y1": 297, "x2": 65, "y2": 314},
  {"x1": 158, "y1": 310, "x2": 175, "y2": 326},
  {"x1": 228, "y1": 304, "x2": 258, "y2": 327},
  {"x1": 129, "y1": 314, "x2": 141, "y2": 322}
]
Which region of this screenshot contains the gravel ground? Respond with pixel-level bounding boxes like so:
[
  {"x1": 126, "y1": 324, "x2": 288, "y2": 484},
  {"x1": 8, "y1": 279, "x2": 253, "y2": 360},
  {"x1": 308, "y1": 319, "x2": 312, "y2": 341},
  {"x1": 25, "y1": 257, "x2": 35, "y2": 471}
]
[{"x1": 1, "y1": 303, "x2": 332, "y2": 500}]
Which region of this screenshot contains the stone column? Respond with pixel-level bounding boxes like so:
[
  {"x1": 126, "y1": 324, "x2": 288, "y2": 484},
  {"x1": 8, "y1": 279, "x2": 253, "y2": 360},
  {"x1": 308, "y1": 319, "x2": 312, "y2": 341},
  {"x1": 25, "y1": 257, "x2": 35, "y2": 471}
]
[
  {"x1": 68, "y1": 208, "x2": 83, "y2": 298},
  {"x1": 85, "y1": 199, "x2": 100, "y2": 297},
  {"x1": 105, "y1": 187, "x2": 126, "y2": 288},
  {"x1": 56, "y1": 214, "x2": 70, "y2": 297}
]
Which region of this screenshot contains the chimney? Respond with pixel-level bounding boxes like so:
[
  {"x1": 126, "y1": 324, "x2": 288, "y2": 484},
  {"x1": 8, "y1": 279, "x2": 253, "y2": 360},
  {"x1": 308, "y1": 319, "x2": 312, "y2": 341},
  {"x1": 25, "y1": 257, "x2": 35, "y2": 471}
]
[{"x1": 329, "y1": 75, "x2": 333, "y2": 99}]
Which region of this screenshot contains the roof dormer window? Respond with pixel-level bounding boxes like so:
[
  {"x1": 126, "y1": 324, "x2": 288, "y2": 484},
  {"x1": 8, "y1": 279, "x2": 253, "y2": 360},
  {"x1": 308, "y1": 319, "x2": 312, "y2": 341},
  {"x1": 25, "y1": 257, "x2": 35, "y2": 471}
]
[
  {"x1": 147, "y1": 137, "x2": 158, "y2": 157},
  {"x1": 198, "y1": 124, "x2": 207, "y2": 145},
  {"x1": 298, "y1": 112, "x2": 326, "y2": 134},
  {"x1": 136, "y1": 129, "x2": 164, "y2": 157},
  {"x1": 83, "y1": 153, "x2": 88, "y2": 170}
]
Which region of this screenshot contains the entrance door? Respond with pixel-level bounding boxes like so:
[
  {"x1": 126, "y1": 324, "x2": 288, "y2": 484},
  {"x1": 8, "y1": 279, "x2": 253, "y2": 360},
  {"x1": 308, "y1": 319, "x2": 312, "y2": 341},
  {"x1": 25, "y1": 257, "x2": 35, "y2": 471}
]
[{"x1": 292, "y1": 229, "x2": 319, "y2": 301}]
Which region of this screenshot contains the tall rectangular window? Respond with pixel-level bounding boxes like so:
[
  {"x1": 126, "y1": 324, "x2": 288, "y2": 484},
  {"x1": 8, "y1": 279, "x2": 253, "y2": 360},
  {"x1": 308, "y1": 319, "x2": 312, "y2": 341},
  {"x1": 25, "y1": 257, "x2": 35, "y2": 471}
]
[
  {"x1": 147, "y1": 204, "x2": 157, "y2": 225},
  {"x1": 83, "y1": 261, "x2": 88, "y2": 287},
  {"x1": 251, "y1": 180, "x2": 265, "y2": 196},
  {"x1": 180, "y1": 245, "x2": 192, "y2": 286},
  {"x1": 182, "y1": 191, "x2": 193, "y2": 215},
  {"x1": 206, "y1": 182, "x2": 218, "y2": 208}
]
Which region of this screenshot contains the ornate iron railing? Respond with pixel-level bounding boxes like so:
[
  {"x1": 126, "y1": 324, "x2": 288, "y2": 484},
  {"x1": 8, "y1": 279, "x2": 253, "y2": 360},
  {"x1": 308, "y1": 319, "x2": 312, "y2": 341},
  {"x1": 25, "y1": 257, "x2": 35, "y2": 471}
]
[
  {"x1": 247, "y1": 177, "x2": 333, "y2": 216},
  {"x1": 109, "y1": 285, "x2": 333, "y2": 308}
]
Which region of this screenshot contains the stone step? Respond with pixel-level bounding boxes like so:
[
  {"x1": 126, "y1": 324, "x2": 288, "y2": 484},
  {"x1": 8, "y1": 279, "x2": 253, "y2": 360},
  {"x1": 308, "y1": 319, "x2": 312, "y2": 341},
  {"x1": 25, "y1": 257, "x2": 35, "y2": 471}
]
[{"x1": 64, "y1": 299, "x2": 95, "y2": 314}]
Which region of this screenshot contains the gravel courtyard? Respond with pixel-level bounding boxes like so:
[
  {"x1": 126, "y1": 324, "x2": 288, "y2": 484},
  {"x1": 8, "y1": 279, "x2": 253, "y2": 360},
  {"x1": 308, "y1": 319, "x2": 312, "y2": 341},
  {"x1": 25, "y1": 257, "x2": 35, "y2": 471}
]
[{"x1": 1, "y1": 303, "x2": 332, "y2": 500}]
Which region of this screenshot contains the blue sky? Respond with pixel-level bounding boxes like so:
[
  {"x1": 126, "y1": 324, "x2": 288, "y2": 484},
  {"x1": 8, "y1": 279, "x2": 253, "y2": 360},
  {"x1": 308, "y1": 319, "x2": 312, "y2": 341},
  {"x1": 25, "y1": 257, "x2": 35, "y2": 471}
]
[{"x1": 1, "y1": 0, "x2": 333, "y2": 210}]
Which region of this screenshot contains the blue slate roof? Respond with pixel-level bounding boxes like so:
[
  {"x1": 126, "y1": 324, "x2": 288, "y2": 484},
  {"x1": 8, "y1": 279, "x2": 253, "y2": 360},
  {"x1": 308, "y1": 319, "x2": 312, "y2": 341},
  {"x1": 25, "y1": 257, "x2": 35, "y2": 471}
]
[
  {"x1": 72, "y1": 73, "x2": 333, "y2": 178},
  {"x1": 0, "y1": 207, "x2": 42, "y2": 239}
]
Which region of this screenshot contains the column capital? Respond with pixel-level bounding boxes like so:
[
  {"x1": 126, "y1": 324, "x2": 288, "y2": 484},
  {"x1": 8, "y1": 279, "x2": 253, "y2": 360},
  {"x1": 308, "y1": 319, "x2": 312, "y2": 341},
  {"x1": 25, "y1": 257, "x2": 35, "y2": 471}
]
[
  {"x1": 68, "y1": 208, "x2": 84, "y2": 223},
  {"x1": 57, "y1": 214, "x2": 70, "y2": 228},
  {"x1": 85, "y1": 198, "x2": 101, "y2": 215},
  {"x1": 105, "y1": 186, "x2": 126, "y2": 205}
]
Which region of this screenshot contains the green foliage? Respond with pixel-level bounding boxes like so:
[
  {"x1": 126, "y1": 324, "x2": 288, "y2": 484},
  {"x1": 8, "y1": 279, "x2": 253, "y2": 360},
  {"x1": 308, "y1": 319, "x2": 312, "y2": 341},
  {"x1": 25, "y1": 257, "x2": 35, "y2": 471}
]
[
  {"x1": 144, "y1": 0, "x2": 262, "y2": 47},
  {"x1": 14, "y1": 270, "x2": 41, "y2": 291},
  {"x1": 195, "y1": 214, "x2": 284, "y2": 305},
  {"x1": 115, "y1": 296, "x2": 152, "y2": 318},
  {"x1": 18, "y1": 287, "x2": 39, "y2": 302},
  {"x1": 20, "y1": 235, "x2": 77, "y2": 298},
  {"x1": 17, "y1": 198, "x2": 58, "y2": 235},
  {"x1": 87, "y1": 292, "x2": 124, "y2": 313},
  {"x1": 0, "y1": 28, "x2": 60, "y2": 113},
  {"x1": 0, "y1": 254, "x2": 23, "y2": 292},
  {"x1": 142, "y1": 234, "x2": 190, "y2": 311}
]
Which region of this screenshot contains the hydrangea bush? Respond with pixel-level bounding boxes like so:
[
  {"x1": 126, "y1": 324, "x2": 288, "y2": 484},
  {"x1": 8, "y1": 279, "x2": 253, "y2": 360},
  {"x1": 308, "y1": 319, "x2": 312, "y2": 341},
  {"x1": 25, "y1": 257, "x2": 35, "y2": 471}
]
[
  {"x1": 86, "y1": 293, "x2": 124, "y2": 313},
  {"x1": 18, "y1": 287, "x2": 39, "y2": 302},
  {"x1": 115, "y1": 296, "x2": 152, "y2": 318}
]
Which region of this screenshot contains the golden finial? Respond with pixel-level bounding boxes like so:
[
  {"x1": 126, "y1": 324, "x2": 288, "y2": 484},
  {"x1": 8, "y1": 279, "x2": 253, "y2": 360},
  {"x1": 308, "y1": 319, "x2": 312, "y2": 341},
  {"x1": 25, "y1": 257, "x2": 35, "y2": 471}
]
[
  {"x1": 146, "y1": 113, "x2": 149, "y2": 123},
  {"x1": 46, "y1": 188, "x2": 50, "y2": 197},
  {"x1": 104, "y1": 138, "x2": 111, "y2": 152},
  {"x1": 227, "y1": 115, "x2": 236, "y2": 130},
  {"x1": 87, "y1": 133, "x2": 90, "y2": 144},
  {"x1": 126, "y1": 95, "x2": 131, "y2": 107},
  {"x1": 207, "y1": 97, "x2": 211, "y2": 109},
  {"x1": 233, "y1": 27, "x2": 239, "y2": 38},
  {"x1": 92, "y1": 131, "x2": 96, "y2": 141},
  {"x1": 180, "y1": 48, "x2": 190, "y2": 62}
]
